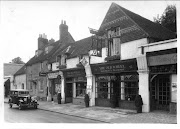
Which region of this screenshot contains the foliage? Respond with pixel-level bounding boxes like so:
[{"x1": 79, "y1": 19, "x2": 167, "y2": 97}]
[
  {"x1": 154, "y1": 5, "x2": 176, "y2": 33},
  {"x1": 11, "y1": 57, "x2": 25, "y2": 64}
]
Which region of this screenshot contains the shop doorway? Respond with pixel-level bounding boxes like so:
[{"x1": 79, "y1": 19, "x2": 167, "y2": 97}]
[
  {"x1": 65, "y1": 83, "x2": 73, "y2": 103},
  {"x1": 150, "y1": 75, "x2": 170, "y2": 111}
]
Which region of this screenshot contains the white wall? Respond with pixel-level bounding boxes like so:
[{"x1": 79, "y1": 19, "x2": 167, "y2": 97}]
[
  {"x1": 14, "y1": 74, "x2": 26, "y2": 89},
  {"x1": 90, "y1": 48, "x2": 107, "y2": 64},
  {"x1": 121, "y1": 38, "x2": 148, "y2": 60},
  {"x1": 66, "y1": 57, "x2": 79, "y2": 68},
  {"x1": 52, "y1": 62, "x2": 59, "y2": 71}
]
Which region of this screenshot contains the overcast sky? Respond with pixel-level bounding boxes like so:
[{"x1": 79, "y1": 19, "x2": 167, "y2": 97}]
[{"x1": 0, "y1": 1, "x2": 179, "y2": 63}]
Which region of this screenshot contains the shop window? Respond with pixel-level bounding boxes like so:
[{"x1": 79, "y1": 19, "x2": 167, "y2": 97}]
[
  {"x1": 121, "y1": 75, "x2": 139, "y2": 101},
  {"x1": 76, "y1": 82, "x2": 86, "y2": 97},
  {"x1": 97, "y1": 82, "x2": 109, "y2": 99}
]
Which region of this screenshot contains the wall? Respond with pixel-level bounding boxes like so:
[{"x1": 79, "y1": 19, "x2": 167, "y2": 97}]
[
  {"x1": 90, "y1": 48, "x2": 107, "y2": 64},
  {"x1": 26, "y1": 61, "x2": 48, "y2": 100},
  {"x1": 66, "y1": 57, "x2": 79, "y2": 68},
  {"x1": 121, "y1": 38, "x2": 147, "y2": 60},
  {"x1": 14, "y1": 74, "x2": 26, "y2": 89}
]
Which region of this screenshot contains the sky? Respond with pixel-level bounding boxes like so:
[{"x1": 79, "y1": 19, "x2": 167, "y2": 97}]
[{"x1": 0, "y1": 0, "x2": 179, "y2": 64}]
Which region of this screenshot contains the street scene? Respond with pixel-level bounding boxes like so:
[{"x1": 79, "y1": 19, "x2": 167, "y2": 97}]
[{"x1": 2, "y1": 1, "x2": 177, "y2": 125}]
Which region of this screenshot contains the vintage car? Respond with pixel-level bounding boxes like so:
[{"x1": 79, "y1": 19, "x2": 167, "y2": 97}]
[{"x1": 8, "y1": 89, "x2": 39, "y2": 110}]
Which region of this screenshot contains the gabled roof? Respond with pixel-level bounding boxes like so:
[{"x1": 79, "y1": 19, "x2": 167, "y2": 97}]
[
  {"x1": 4, "y1": 63, "x2": 24, "y2": 77},
  {"x1": 99, "y1": 2, "x2": 176, "y2": 43},
  {"x1": 48, "y1": 36, "x2": 92, "y2": 63},
  {"x1": 14, "y1": 65, "x2": 26, "y2": 76}
]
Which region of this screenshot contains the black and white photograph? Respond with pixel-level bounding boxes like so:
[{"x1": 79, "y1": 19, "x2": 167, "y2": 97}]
[{"x1": 1, "y1": 0, "x2": 178, "y2": 127}]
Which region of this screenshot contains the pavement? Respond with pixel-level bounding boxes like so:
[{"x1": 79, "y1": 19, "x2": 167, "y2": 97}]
[{"x1": 4, "y1": 97, "x2": 177, "y2": 123}]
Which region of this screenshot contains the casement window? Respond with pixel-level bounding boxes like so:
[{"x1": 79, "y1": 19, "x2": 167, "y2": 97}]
[
  {"x1": 107, "y1": 27, "x2": 121, "y2": 57},
  {"x1": 108, "y1": 38, "x2": 120, "y2": 56},
  {"x1": 58, "y1": 55, "x2": 66, "y2": 66},
  {"x1": 40, "y1": 62, "x2": 43, "y2": 71},
  {"x1": 39, "y1": 80, "x2": 44, "y2": 91}
]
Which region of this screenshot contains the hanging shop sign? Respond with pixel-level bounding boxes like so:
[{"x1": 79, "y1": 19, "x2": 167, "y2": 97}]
[
  {"x1": 148, "y1": 53, "x2": 177, "y2": 66},
  {"x1": 91, "y1": 59, "x2": 137, "y2": 74},
  {"x1": 39, "y1": 72, "x2": 47, "y2": 77},
  {"x1": 63, "y1": 68, "x2": 86, "y2": 78},
  {"x1": 48, "y1": 71, "x2": 63, "y2": 79}
]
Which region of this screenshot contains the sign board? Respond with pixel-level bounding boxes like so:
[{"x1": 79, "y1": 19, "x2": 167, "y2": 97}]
[
  {"x1": 48, "y1": 71, "x2": 63, "y2": 79},
  {"x1": 39, "y1": 72, "x2": 47, "y2": 77},
  {"x1": 148, "y1": 53, "x2": 177, "y2": 66},
  {"x1": 91, "y1": 59, "x2": 137, "y2": 74},
  {"x1": 63, "y1": 68, "x2": 86, "y2": 78}
]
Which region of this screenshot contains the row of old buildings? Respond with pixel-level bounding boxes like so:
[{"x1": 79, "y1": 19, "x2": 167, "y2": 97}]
[{"x1": 10, "y1": 3, "x2": 177, "y2": 113}]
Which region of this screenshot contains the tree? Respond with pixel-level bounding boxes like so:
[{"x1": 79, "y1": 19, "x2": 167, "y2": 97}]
[
  {"x1": 11, "y1": 57, "x2": 25, "y2": 64},
  {"x1": 154, "y1": 5, "x2": 176, "y2": 33}
]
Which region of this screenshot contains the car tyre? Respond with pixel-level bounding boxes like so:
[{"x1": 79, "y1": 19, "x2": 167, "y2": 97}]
[
  {"x1": 34, "y1": 105, "x2": 38, "y2": 109},
  {"x1": 18, "y1": 103, "x2": 23, "y2": 110},
  {"x1": 9, "y1": 103, "x2": 13, "y2": 108}
]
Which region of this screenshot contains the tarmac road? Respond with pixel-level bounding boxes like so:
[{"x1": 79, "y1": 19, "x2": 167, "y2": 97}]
[{"x1": 4, "y1": 103, "x2": 102, "y2": 123}]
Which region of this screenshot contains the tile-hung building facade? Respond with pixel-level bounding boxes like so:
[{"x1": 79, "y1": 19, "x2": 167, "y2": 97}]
[
  {"x1": 26, "y1": 21, "x2": 74, "y2": 101},
  {"x1": 84, "y1": 3, "x2": 176, "y2": 112}
]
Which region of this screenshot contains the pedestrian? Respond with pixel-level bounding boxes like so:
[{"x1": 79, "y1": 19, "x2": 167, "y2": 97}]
[
  {"x1": 57, "y1": 91, "x2": 61, "y2": 104},
  {"x1": 84, "y1": 93, "x2": 90, "y2": 107},
  {"x1": 135, "y1": 94, "x2": 143, "y2": 113}
]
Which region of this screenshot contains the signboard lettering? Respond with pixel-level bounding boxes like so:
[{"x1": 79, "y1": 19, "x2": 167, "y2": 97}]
[{"x1": 91, "y1": 60, "x2": 137, "y2": 74}]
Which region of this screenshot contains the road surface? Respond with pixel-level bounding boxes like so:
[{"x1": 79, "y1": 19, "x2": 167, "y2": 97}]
[{"x1": 4, "y1": 103, "x2": 102, "y2": 123}]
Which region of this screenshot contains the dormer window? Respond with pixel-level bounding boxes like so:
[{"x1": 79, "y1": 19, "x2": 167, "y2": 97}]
[{"x1": 45, "y1": 47, "x2": 48, "y2": 54}]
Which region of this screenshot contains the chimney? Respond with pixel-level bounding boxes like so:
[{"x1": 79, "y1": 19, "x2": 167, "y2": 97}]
[
  {"x1": 59, "y1": 20, "x2": 68, "y2": 42},
  {"x1": 38, "y1": 33, "x2": 48, "y2": 50}
]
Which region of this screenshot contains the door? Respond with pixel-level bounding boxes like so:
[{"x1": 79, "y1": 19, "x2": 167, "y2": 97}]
[
  {"x1": 150, "y1": 75, "x2": 170, "y2": 111},
  {"x1": 65, "y1": 83, "x2": 73, "y2": 103}
]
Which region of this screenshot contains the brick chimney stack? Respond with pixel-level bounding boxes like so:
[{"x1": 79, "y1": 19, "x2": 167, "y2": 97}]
[
  {"x1": 38, "y1": 33, "x2": 48, "y2": 50},
  {"x1": 59, "y1": 20, "x2": 68, "y2": 42}
]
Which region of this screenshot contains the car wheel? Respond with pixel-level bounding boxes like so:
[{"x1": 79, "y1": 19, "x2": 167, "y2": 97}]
[
  {"x1": 34, "y1": 105, "x2": 37, "y2": 109},
  {"x1": 9, "y1": 103, "x2": 13, "y2": 108},
  {"x1": 18, "y1": 103, "x2": 22, "y2": 110}
]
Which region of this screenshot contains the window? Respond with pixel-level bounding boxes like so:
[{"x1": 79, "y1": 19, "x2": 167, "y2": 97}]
[
  {"x1": 22, "y1": 83, "x2": 24, "y2": 89},
  {"x1": 120, "y1": 75, "x2": 139, "y2": 101},
  {"x1": 30, "y1": 82, "x2": 33, "y2": 90},
  {"x1": 96, "y1": 76, "x2": 110, "y2": 99},
  {"x1": 76, "y1": 82, "x2": 86, "y2": 97},
  {"x1": 45, "y1": 47, "x2": 48, "y2": 54},
  {"x1": 40, "y1": 62, "x2": 43, "y2": 71},
  {"x1": 40, "y1": 80, "x2": 43, "y2": 91}
]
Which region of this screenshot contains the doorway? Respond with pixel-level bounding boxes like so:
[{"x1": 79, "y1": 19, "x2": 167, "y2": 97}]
[
  {"x1": 65, "y1": 83, "x2": 73, "y2": 103},
  {"x1": 150, "y1": 75, "x2": 170, "y2": 111}
]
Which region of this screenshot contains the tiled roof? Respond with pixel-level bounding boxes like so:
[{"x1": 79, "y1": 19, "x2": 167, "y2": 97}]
[
  {"x1": 99, "y1": 3, "x2": 176, "y2": 43},
  {"x1": 4, "y1": 63, "x2": 24, "y2": 77},
  {"x1": 26, "y1": 41, "x2": 61, "y2": 66},
  {"x1": 48, "y1": 36, "x2": 93, "y2": 63},
  {"x1": 14, "y1": 65, "x2": 26, "y2": 76}
]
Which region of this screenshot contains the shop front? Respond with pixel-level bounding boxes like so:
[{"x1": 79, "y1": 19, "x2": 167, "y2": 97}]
[
  {"x1": 47, "y1": 71, "x2": 62, "y2": 102},
  {"x1": 91, "y1": 59, "x2": 138, "y2": 110},
  {"x1": 147, "y1": 50, "x2": 177, "y2": 113},
  {"x1": 62, "y1": 68, "x2": 87, "y2": 105}
]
